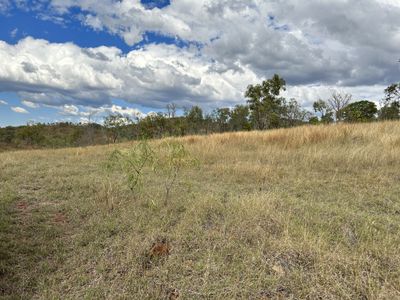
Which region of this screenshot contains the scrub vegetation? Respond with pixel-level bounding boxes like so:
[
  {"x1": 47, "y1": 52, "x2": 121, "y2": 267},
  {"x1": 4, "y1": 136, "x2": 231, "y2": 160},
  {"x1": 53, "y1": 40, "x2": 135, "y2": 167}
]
[{"x1": 1, "y1": 76, "x2": 399, "y2": 151}]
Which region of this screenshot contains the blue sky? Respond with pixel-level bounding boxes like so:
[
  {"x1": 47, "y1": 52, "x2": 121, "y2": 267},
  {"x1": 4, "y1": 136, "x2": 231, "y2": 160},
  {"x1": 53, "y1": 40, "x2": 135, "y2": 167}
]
[
  {"x1": 0, "y1": 0, "x2": 175, "y2": 126},
  {"x1": 0, "y1": 6, "x2": 132, "y2": 50},
  {"x1": 0, "y1": 0, "x2": 399, "y2": 127}
]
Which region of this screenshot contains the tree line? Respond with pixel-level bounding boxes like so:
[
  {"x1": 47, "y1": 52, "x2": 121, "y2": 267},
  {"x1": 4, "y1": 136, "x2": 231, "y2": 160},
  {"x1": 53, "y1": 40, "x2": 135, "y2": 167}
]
[{"x1": 1, "y1": 75, "x2": 399, "y2": 150}]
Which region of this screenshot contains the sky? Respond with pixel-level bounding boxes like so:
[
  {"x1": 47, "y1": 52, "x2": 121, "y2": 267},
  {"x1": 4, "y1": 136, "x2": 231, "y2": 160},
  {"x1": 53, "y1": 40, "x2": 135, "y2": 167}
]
[{"x1": 0, "y1": 0, "x2": 399, "y2": 126}]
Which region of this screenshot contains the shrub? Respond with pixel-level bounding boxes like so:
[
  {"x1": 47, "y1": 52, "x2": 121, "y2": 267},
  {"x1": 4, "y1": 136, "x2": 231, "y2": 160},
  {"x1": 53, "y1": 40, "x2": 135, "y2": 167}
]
[
  {"x1": 154, "y1": 141, "x2": 198, "y2": 204},
  {"x1": 107, "y1": 140, "x2": 197, "y2": 204},
  {"x1": 107, "y1": 140, "x2": 154, "y2": 193}
]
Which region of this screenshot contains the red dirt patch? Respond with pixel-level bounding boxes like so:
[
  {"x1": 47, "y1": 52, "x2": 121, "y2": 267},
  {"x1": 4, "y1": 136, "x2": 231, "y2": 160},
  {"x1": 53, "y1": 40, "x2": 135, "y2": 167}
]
[
  {"x1": 16, "y1": 201, "x2": 28, "y2": 210},
  {"x1": 143, "y1": 238, "x2": 171, "y2": 269},
  {"x1": 53, "y1": 212, "x2": 67, "y2": 224},
  {"x1": 149, "y1": 239, "x2": 171, "y2": 257}
]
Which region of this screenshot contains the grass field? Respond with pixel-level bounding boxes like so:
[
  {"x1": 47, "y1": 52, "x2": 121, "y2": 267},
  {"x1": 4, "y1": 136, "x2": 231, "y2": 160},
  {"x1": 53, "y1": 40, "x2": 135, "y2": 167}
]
[{"x1": 1, "y1": 121, "x2": 400, "y2": 299}]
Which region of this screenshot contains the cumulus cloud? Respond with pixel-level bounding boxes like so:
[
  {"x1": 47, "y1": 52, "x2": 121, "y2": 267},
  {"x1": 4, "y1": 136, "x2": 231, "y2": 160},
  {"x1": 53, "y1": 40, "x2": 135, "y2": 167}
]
[
  {"x1": 79, "y1": 117, "x2": 90, "y2": 124},
  {"x1": 60, "y1": 104, "x2": 80, "y2": 116},
  {"x1": 0, "y1": 37, "x2": 258, "y2": 109},
  {"x1": 96, "y1": 105, "x2": 145, "y2": 119},
  {"x1": 11, "y1": 106, "x2": 29, "y2": 113},
  {"x1": 50, "y1": 0, "x2": 192, "y2": 45},
  {"x1": 0, "y1": 0, "x2": 399, "y2": 112},
  {"x1": 21, "y1": 100, "x2": 40, "y2": 108},
  {"x1": 46, "y1": 0, "x2": 400, "y2": 88},
  {"x1": 59, "y1": 103, "x2": 145, "y2": 121}
]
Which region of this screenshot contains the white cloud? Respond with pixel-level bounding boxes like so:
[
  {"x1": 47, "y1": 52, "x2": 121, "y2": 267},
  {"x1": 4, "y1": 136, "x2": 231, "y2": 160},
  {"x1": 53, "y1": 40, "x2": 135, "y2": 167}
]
[
  {"x1": 21, "y1": 100, "x2": 39, "y2": 108},
  {"x1": 0, "y1": 37, "x2": 258, "y2": 109},
  {"x1": 101, "y1": 104, "x2": 145, "y2": 119},
  {"x1": 10, "y1": 28, "x2": 18, "y2": 38},
  {"x1": 11, "y1": 106, "x2": 29, "y2": 113},
  {"x1": 79, "y1": 117, "x2": 90, "y2": 124},
  {"x1": 0, "y1": 99, "x2": 7, "y2": 105},
  {"x1": 50, "y1": 0, "x2": 191, "y2": 46},
  {"x1": 46, "y1": 0, "x2": 400, "y2": 87},
  {"x1": 60, "y1": 104, "x2": 79, "y2": 116},
  {"x1": 284, "y1": 84, "x2": 387, "y2": 111},
  {"x1": 0, "y1": 0, "x2": 399, "y2": 113},
  {"x1": 58, "y1": 103, "x2": 145, "y2": 121}
]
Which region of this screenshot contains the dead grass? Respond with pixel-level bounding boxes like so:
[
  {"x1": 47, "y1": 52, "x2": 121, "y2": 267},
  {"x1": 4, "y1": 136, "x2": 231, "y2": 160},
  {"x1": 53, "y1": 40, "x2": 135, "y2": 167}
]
[{"x1": 1, "y1": 121, "x2": 400, "y2": 299}]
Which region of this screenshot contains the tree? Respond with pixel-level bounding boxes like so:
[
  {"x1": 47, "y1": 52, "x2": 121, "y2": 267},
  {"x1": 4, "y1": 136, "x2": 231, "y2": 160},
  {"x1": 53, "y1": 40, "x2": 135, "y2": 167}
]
[
  {"x1": 283, "y1": 98, "x2": 311, "y2": 127},
  {"x1": 384, "y1": 83, "x2": 400, "y2": 105},
  {"x1": 137, "y1": 113, "x2": 168, "y2": 139},
  {"x1": 379, "y1": 102, "x2": 400, "y2": 120},
  {"x1": 379, "y1": 83, "x2": 400, "y2": 120},
  {"x1": 0, "y1": 126, "x2": 15, "y2": 144},
  {"x1": 104, "y1": 113, "x2": 131, "y2": 143},
  {"x1": 203, "y1": 113, "x2": 215, "y2": 134},
  {"x1": 185, "y1": 106, "x2": 203, "y2": 134},
  {"x1": 245, "y1": 74, "x2": 286, "y2": 130},
  {"x1": 229, "y1": 105, "x2": 251, "y2": 131},
  {"x1": 341, "y1": 100, "x2": 377, "y2": 122},
  {"x1": 15, "y1": 123, "x2": 45, "y2": 146},
  {"x1": 166, "y1": 103, "x2": 177, "y2": 118},
  {"x1": 308, "y1": 116, "x2": 319, "y2": 125},
  {"x1": 213, "y1": 107, "x2": 231, "y2": 132},
  {"x1": 328, "y1": 91, "x2": 352, "y2": 121},
  {"x1": 313, "y1": 99, "x2": 334, "y2": 124}
]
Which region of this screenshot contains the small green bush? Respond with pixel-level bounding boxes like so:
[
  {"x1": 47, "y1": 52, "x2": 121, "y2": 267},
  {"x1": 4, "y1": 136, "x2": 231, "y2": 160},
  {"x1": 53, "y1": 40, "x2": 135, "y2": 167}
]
[
  {"x1": 107, "y1": 140, "x2": 197, "y2": 204},
  {"x1": 154, "y1": 141, "x2": 198, "y2": 204},
  {"x1": 107, "y1": 140, "x2": 154, "y2": 192}
]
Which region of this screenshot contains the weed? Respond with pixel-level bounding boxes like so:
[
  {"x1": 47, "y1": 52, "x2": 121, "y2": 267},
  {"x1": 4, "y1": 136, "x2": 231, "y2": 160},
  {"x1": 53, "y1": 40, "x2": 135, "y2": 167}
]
[
  {"x1": 154, "y1": 141, "x2": 198, "y2": 204},
  {"x1": 107, "y1": 140, "x2": 197, "y2": 204},
  {"x1": 107, "y1": 140, "x2": 154, "y2": 193}
]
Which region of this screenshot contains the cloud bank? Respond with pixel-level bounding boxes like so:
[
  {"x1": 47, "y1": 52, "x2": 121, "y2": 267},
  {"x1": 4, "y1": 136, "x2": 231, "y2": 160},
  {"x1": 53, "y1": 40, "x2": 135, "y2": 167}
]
[
  {"x1": 0, "y1": 37, "x2": 258, "y2": 109},
  {"x1": 0, "y1": 0, "x2": 399, "y2": 111}
]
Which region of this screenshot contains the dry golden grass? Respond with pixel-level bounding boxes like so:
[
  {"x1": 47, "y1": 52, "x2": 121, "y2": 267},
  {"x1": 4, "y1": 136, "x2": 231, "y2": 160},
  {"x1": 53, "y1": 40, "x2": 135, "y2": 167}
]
[{"x1": 1, "y1": 121, "x2": 400, "y2": 299}]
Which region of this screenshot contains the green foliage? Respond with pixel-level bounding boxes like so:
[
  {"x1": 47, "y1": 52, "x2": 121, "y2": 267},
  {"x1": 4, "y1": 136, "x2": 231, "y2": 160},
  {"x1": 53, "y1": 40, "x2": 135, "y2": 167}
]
[
  {"x1": 341, "y1": 100, "x2": 377, "y2": 122},
  {"x1": 103, "y1": 114, "x2": 132, "y2": 143},
  {"x1": 154, "y1": 141, "x2": 198, "y2": 203},
  {"x1": 379, "y1": 102, "x2": 400, "y2": 120},
  {"x1": 137, "y1": 113, "x2": 168, "y2": 139},
  {"x1": 0, "y1": 122, "x2": 101, "y2": 150},
  {"x1": 229, "y1": 104, "x2": 251, "y2": 131},
  {"x1": 245, "y1": 74, "x2": 286, "y2": 130},
  {"x1": 107, "y1": 140, "x2": 197, "y2": 203},
  {"x1": 384, "y1": 82, "x2": 400, "y2": 105},
  {"x1": 0, "y1": 127, "x2": 15, "y2": 144},
  {"x1": 213, "y1": 107, "x2": 231, "y2": 132},
  {"x1": 15, "y1": 124, "x2": 46, "y2": 146},
  {"x1": 308, "y1": 116, "x2": 320, "y2": 125},
  {"x1": 313, "y1": 99, "x2": 334, "y2": 124},
  {"x1": 107, "y1": 140, "x2": 154, "y2": 192},
  {"x1": 380, "y1": 83, "x2": 400, "y2": 120},
  {"x1": 185, "y1": 106, "x2": 203, "y2": 133}
]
